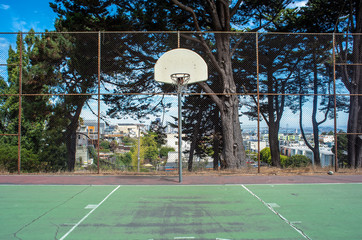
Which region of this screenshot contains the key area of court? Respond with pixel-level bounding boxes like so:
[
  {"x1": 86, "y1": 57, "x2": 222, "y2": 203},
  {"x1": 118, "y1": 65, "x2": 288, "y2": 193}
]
[{"x1": 1, "y1": 179, "x2": 361, "y2": 240}]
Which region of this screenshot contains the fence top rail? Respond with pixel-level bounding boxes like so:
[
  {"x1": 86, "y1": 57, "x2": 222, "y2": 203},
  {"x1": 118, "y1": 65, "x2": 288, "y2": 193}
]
[{"x1": 0, "y1": 31, "x2": 362, "y2": 36}]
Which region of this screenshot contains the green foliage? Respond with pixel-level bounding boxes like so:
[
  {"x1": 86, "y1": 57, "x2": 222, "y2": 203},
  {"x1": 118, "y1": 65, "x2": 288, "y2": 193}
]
[
  {"x1": 280, "y1": 155, "x2": 289, "y2": 168},
  {"x1": 116, "y1": 152, "x2": 132, "y2": 166},
  {"x1": 141, "y1": 132, "x2": 159, "y2": 165},
  {"x1": 100, "y1": 140, "x2": 110, "y2": 150},
  {"x1": 332, "y1": 133, "x2": 348, "y2": 167},
  {"x1": 282, "y1": 155, "x2": 311, "y2": 168},
  {"x1": 160, "y1": 147, "x2": 175, "y2": 158},
  {"x1": 0, "y1": 145, "x2": 38, "y2": 173},
  {"x1": 149, "y1": 120, "x2": 167, "y2": 148},
  {"x1": 122, "y1": 136, "x2": 136, "y2": 146},
  {"x1": 260, "y1": 147, "x2": 272, "y2": 165}
]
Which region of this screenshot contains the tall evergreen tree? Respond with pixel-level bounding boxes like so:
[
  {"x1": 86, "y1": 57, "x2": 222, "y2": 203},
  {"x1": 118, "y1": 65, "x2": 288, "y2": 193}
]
[
  {"x1": 296, "y1": 0, "x2": 362, "y2": 168},
  {"x1": 50, "y1": 0, "x2": 292, "y2": 169}
]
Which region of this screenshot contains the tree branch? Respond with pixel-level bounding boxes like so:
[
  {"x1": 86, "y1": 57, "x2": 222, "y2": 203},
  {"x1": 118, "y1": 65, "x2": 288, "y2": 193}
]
[
  {"x1": 171, "y1": 0, "x2": 202, "y2": 32},
  {"x1": 205, "y1": 0, "x2": 223, "y2": 30},
  {"x1": 230, "y1": 0, "x2": 243, "y2": 17},
  {"x1": 198, "y1": 81, "x2": 223, "y2": 111}
]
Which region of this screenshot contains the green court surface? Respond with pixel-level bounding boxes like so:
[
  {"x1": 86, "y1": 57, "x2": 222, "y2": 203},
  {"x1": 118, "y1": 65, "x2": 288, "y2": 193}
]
[{"x1": 0, "y1": 184, "x2": 361, "y2": 240}]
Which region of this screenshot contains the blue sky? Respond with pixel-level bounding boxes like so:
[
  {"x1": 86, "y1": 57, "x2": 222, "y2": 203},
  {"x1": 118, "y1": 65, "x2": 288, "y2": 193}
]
[
  {"x1": 0, "y1": 0, "x2": 309, "y2": 33},
  {"x1": 0, "y1": 0, "x2": 56, "y2": 32}
]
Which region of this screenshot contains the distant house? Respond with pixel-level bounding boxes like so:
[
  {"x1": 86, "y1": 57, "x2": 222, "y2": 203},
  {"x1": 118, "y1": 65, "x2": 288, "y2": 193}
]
[
  {"x1": 116, "y1": 124, "x2": 141, "y2": 138},
  {"x1": 280, "y1": 145, "x2": 334, "y2": 167},
  {"x1": 245, "y1": 140, "x2": 268, "y2": 152}
]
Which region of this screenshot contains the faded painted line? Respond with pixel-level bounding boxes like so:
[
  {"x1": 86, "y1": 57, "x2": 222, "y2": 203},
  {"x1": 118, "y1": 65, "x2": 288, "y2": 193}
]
[
  {"x1": 241, "y1": 185, "x2": 311, "y2": 240},
  {"x1": 84, "y1": 204, "x2": 98, "y2": 209},
  {"x1": 59, "y1": 185, "x2": 121, "y2": 240},
  {"x1": 174, "y1": 237, "x2": 195, "y2": 239},
  {"x1": 267, "y1": 203, "x2": 280, "y2": 208}
]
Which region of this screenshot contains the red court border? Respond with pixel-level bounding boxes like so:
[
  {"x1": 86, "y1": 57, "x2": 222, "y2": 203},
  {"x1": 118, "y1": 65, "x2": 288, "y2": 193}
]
[{"x1": 1, "y1": 174, "x2": 362, "y2": 185}]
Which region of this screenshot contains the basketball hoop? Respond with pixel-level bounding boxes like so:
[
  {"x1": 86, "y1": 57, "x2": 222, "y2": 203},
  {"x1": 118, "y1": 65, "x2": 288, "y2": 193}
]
[
  {"x1": 171, "y1": 73, "x2": 190, "y2": 93},
  {"x1": 154, "y1": 48, "x2": 208, "y2": 183}
]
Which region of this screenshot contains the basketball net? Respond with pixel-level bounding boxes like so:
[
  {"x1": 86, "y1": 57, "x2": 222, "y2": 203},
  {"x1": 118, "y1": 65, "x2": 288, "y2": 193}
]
[{"x1": 171, "y1": 73, "x2": 190, "y2": 93}]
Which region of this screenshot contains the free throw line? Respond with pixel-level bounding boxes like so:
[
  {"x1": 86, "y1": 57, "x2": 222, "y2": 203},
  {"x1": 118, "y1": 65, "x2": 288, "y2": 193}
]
[
  {"x1": 241, "y1": 185, "x2": 311, "y2": 240},
  {"x1": 59, "y1": 185, "x2": 121, "y2": 240}
]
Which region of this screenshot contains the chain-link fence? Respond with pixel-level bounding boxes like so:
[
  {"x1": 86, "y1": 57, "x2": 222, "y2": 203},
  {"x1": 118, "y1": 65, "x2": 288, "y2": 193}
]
[{"x1": 0, "y1": 32, "x2": 361, "y2": 174}]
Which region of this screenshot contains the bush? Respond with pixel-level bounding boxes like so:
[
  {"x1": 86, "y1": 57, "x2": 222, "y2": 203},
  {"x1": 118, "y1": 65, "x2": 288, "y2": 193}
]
[
  {"x1": 280, "y1": 155, "x2": 289, "y2": 168},
  {"x1": 282, "y1": 155, "x2": 311, "y2": 168},
  {"x1": 260, "y1": 147, "x2": 271, "y2": 165},
  {"x1": 160, "y1": 147, "x2": 175, "y2": 158},
  {"x1": 0, "y1": 144, "x2": 40, "y2": 173}
]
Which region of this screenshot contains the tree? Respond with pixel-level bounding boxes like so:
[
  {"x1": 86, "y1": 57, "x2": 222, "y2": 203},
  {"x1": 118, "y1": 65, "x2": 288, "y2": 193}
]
[
  {"x1": 149, "y1": 120, "x2": 167, "y2": 148},
  {"x1": 130, "y1": 132, "x2": 159, "y2": 169},
  {"x1": 332, "y1": 131, "x2": 348, "y2": 167},
  {"x1": 297, "y1": 0, "x2": 362, "y2": 167},
  {"x1": 50, "y1": 0, "x2": 293, "y2": 169},
  {"x1": 167, "y1": 0, "x2": 293, "y2": 168},
  {"x1": 1, "y1": 31, "x2": 68, "y2": 172},
  {"x1": 240, "y1": 31, "x2": 304, "y2": 167},
  {"x1": 292, "y1": 37, "x2": 335, "y2": 166}
]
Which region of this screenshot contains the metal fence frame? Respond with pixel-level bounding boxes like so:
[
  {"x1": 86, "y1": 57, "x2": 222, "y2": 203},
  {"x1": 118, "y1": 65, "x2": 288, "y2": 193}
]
[{"x1": 1, "y1": 31, "x2": 361, "y2": 174}]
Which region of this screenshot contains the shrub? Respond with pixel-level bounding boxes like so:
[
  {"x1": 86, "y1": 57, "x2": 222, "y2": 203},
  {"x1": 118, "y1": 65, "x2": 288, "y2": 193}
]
[
  {"x1": 0, "y1": 144, "x2": 40, "y2": 172},
  {"x1": 260, "y1": 147, "x2": 271, "y2": 165},
  {"x1": 280, "y1": 155, "x2": 288, "y2": 168},
  {"x1": 283, "y1": 155, "x2": 311, "y2": 168}
]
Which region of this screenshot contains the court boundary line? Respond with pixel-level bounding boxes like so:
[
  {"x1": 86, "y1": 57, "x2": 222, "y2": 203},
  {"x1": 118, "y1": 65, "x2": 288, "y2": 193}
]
[
  {"x1": 1, "y1": 182, "x2": 362, "y2": 187},
  {"x1": 59, "y1": 185, "x2": 121, "y2": 240},
  {"x1": 241, "y1": 184, "x2": 311, "y2": 240}
]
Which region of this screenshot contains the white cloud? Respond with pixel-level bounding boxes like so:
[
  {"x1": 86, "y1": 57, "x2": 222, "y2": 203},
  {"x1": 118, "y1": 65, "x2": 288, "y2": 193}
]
[
  {"x1": 288, "y1": 0, "x2": 308, "y2": 8},
  {"x1": 12, "y1": 18, "x2": 27, "y2": 31},
  {"x1": 0, "y1": 4, "x2": 10, "y2": 10},
  {"x1": 0, "y1": 37, "x2": 9, "y2": 49}
]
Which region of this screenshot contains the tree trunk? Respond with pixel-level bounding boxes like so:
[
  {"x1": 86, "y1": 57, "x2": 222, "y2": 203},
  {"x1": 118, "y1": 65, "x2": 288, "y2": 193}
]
[
  {"x1": 347, "y1": 88, "x2": 362, "y2": 168},
  {"x1": 212, "y1": 108, "x2": 222, "y2": 170},
  {"x1": 266, "y1": 78, "x2": 281, "y2": 167},
  {"x1": 188, "y1": 110, "x2": 202, "y2": 171},
  {"x1": 219, "y1": 96, "x2": 242, "y2": 168},
  {"x1": 348, "y1": 30, "x2": 362, "y2": 167},
  {"x1": 66, "y1": 130, "x2": 77, "y2": 171},
  {"x1": 311, "y1": 58, "x2": 321, "y2": 166},
  {"x1": 213, "y1": 132, "x2": 221, "y2": 170},
  {"x1": 268, "y1": 121, "x2": 281, "y2": 167},
  {"x1": 65, "y1": 99, "x2": 86, "y2": 171},
  {"x1": 210, "y1": 33, "x2": 247, "y2": 169}
]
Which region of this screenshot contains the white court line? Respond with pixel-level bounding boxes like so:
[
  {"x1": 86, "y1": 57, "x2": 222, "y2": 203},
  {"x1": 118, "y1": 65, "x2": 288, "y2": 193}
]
[
  {"x1": 241, "y1": 185, "x2": 311, "y2": 240},
  {"x1": 174, "y1": 237, "x2": 195, "y2": 239},
  {"x1": 59, "y1": 185, "x2": 121, "y2": 240}
]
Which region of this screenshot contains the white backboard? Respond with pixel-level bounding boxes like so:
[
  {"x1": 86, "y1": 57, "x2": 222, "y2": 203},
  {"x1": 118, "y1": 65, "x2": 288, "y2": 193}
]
[{"x1": 154, "y1": 48, "x2": 208, "y2": 85}]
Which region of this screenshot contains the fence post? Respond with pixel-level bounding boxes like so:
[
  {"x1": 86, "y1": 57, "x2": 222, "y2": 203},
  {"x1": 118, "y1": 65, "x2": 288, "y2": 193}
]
[
  {"x1": 97, "y1": 31, "x2": 101, "y2": 174},
  {"x1": 256, "y1": 32, "x2": 261, "y2": 173},
  {"x1": 18, "y1": 32, "x2": 23, "y2": 174},
  {"x1": 332, "y1": 33, "x2": 338, "y2": 172},
  {"x1": 177, "y1": 31, "x2": 180, "y2": 48}
]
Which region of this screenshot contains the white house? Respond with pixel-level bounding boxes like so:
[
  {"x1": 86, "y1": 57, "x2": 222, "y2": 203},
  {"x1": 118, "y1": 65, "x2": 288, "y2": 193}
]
[{"x1": 281, "y1": 145, "x2": 334, "y2": 167}]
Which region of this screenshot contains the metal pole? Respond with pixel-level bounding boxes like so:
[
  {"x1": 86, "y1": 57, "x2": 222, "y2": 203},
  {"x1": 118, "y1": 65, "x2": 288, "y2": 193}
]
[
  {"x1": 178, "y1": 88, "x2": 182, "y2": 183},
  {"x1": 97, "y1": 31, "x2": 101, "y2": 174},
  {"x1": 18, "y1": 32, "x2": 23, "y2": 174},
  {"x1": 256, "y1": 32, "x2": 261, "y2": 174},
  {"x1": 177, "y1": 31, "x2": 180, "y2": 48},
  {"x1": 332, "y1": 33, "x2": 338, "y2": 172},
  {"x1": 137, "y1": 125, "x2": 140, "y2": 172}
]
